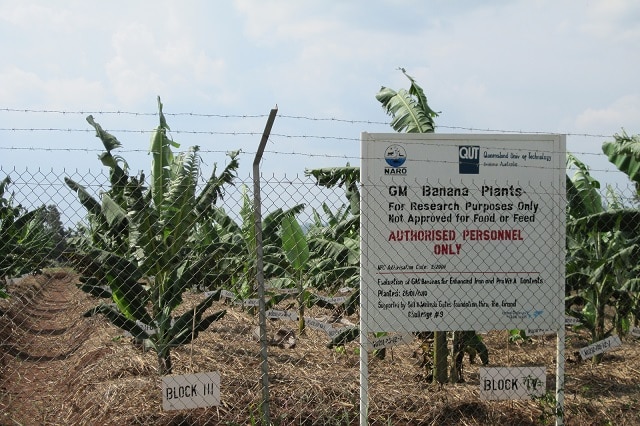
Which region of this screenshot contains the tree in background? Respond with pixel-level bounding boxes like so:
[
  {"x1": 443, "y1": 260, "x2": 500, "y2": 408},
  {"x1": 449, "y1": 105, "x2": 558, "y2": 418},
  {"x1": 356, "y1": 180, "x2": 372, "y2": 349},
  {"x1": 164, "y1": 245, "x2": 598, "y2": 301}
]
[{"x1": 42, "y1": 204, "x2": 68, "y2": 263}]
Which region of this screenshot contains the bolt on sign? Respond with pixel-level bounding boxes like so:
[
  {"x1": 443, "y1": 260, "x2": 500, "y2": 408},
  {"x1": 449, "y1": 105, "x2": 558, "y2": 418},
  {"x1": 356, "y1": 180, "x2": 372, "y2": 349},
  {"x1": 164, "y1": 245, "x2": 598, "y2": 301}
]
[{"x1": 360, "y1": 133, "x2": 566, "y2": 333}]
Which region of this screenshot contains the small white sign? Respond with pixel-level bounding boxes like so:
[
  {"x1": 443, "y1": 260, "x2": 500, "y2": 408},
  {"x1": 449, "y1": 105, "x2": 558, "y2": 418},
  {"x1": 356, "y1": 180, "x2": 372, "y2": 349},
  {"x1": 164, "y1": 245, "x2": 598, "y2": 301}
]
[
  {"x1": 327, "y1": 326, "x2": 356, "y2": 339},
  {"x1": 162, "y1": 372, "x2": 220, "y2": 411},
  {"x1": 316, "y1": 295, "x2": 347, "y2": 305},
  {"x1": 565, "y1": 316, "x2": 581, "y2": 326},
  {"x1": 123, "y1": 320, "x2": 157, "y2": 338},
  {"x1": 526, "y1": 328, "x2": 555, "y2": 336},
  {"x1": 579, "y1": 335, "x2": 622, "y2": 360},
  {"x1": 234, "y1": 298, "x2": 260, "y2": 307},
  {"x1": 204, "y1": 289, "x2": 236, "y2": 301},
  {"x1": 266, "y1": 309, "x2": 298, "y2": 321},
  {"x1": 268, "y1": 287, "x2": 299, "y2": 294},
  {"x1": 6, "y1": 275, "x2": 27, "y2": 285},
  {"x1": 630, "y1": 326, "x2": 640, "y2": 338},
  {"x1": 367, "y1": 333, "x2": 413, "y2": 351},
  {"x1": 480, "y1": 366, "x2": 546, "y2": 400},
  {"x1": 304, "y1": 317, "x2": 334, "y2": 333},
  {"x1": 221, "y1": 290, "x2": 236, "y2": 300}
]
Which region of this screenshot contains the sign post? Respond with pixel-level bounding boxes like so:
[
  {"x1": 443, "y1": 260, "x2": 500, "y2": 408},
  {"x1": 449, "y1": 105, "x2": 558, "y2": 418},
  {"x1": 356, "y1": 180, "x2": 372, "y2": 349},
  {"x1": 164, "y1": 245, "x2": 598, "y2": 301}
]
[{"x1": 360, "y1": 133, "x2": 566, "y2": 425}]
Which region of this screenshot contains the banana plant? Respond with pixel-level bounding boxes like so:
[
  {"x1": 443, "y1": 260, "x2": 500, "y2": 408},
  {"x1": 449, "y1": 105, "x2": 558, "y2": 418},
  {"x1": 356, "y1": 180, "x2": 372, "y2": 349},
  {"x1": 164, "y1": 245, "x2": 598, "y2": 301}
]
[
  {"x1": 0, "y1": 176, "x2": 54, "y2": 298},
  {"x1": 602, "y1": 130, "x2": 640, "y2": 194},
  {"x1": 204, "y1": 185, "x2": 305, "y2": 299},
  {"x1": 376, "y1": 67, "x2": 439, "y2": 134},
  {"x1": 566, "y1": 153, "x2": 640, "y2": 362},
  {"x1": 281, "y1": 213, "x2": 311, "y2": 334},
  {"x1": 305, "y1": 210, "x2": 360, "y2": 293},
  {"x1": 265, "y1": 207, "x2": 360, "y2": 336},
  {"x1": 377, "y1": 68, "x2": 452, "y2": 383},
  {"x1": 66, "y1": 97, "x2": 238, "y2": 374}
]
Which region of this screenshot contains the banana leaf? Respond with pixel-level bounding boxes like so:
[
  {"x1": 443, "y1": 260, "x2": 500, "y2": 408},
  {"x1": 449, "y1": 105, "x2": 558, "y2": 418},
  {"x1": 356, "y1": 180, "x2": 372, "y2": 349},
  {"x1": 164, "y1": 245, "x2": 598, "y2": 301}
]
[
  {"x1": 327, "y1": 326, "x2": 359, "y2": 349},
  {"x1": 78, "y1": 276, "x2": 112, "y2": 298},
  {"x1": 85, "y1": 303, "x2": 151, "y2": 341},
  {"x1": 93, "y1": 250, "x2": 152, "y2": 324},
  {"x1": 64, "y1": 178, "x2": 102, "y2": 217},
  {"x1": 281, "y1": 214, "x2": 309, "y2": 272},
  {"x1": 167, "y1": 290, "x2": 225, "y2": 346},
  {"x1": 602, "y1": 130, "x2": 640, "y2": 185},
  {"x1": 375, "y1": 69, "x2": 438, "y2": 134}
]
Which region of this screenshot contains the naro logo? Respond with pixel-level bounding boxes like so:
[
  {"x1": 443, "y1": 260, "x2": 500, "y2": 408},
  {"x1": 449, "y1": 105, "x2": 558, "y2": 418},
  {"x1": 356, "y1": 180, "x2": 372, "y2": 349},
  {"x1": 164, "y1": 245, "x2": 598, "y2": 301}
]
[
  {"x1": 385, "y1": 145, "x2": 406, "y2": 167},
  {"x1": 459, "y1": 145, "x2": 480, "y2": 174}
]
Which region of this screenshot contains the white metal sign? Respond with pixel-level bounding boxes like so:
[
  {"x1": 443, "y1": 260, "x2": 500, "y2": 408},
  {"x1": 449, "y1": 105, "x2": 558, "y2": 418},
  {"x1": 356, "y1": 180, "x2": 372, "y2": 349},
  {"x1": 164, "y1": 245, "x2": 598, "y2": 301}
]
[
  {"x1": 360, "y1": 133, "x2": 566, "y2": 332},
  {"x1": 162, "y1": 372, "x2": 220, "y2": 411},
  {"x1": 480, "y1": 366, "x2": 546, "y2": 400}
]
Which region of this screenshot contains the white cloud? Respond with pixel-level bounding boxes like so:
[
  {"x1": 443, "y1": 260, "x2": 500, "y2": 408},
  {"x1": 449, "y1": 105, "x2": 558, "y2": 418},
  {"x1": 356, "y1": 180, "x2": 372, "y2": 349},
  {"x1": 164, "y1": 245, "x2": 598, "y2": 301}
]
[
  {"x1": 574, "y1": 95, "x2": 640, "y2": 134},
  {"x1": 105, "y1": 23, "x2": 166, "y2": 105},
  {"x1": 0, "y1": 66, "x2": 105, "y2": 108},
  {"x1": 0, "y1": 2, "x2": 75, "y2": 30},
  {"x1": 104, "y1": 18, "x2": 230, "y2": 107},
  {"x1": 582, "y1": 0, "x2": 640, "y2": 41}
]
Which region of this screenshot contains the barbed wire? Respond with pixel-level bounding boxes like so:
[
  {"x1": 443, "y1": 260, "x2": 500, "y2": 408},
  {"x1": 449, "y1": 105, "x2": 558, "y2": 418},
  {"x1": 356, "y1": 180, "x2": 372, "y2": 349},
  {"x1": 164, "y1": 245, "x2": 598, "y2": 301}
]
[
  {"x1": 0, "y1": 125, "x2": 615, "y2": 140},
  {"x1": 0, "y1": 141, "x2": 619, "y2": 175},
  {"x1": 0, "y1": 139, "x2": 613, "y2": 157},
  {"x1": 0, "y1": 108, "x2": 625, "y2": 176},
  {"x1": 0, "y1": 108, "x2": 386, "y2": 124},
  {"x1": 0, "y1": 107, "x2": 266, "y2": 119},
  {"x1": 0, "y1": 107, "x2": 617, "y2": 139},
  {"x1": 0, "y1": 148, "x2": 629, "y2": 177},
  {"x1": 0, "y1": 128, "x2": 362, "y2": 142}
]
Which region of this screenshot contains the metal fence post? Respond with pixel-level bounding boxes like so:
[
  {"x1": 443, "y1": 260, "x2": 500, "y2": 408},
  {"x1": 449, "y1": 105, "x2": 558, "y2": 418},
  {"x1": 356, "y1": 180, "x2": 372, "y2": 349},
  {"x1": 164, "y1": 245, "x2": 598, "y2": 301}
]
[{"x1": 253, "y1": 106, "x2": 278, "y2": 425}]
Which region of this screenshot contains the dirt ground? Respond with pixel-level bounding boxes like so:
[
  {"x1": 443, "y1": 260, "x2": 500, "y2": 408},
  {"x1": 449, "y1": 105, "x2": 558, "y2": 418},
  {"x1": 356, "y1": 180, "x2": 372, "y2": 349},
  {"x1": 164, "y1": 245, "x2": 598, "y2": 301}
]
[{"x1": 1, "y1": 271, "x2": 639, "y2": 425}]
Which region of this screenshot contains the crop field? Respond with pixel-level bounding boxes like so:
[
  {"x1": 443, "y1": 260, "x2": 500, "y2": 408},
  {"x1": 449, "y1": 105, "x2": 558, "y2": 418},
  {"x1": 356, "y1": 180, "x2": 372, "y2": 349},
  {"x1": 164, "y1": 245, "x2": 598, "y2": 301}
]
[{"x1": 1, "y1": 270, "x2": 639, "y2": 425}]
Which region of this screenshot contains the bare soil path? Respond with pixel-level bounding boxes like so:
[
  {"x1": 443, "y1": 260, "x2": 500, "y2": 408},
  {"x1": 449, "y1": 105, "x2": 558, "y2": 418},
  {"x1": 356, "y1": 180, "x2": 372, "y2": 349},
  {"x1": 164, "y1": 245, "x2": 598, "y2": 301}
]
[{"x1": 0, "y1": 272, "x2": 94, "y2": 426}]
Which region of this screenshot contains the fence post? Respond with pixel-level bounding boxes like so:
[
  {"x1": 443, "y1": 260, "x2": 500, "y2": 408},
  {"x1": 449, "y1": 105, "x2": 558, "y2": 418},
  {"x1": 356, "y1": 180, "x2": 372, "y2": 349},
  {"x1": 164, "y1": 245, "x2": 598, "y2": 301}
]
[{"x1": 253, "y1": 106, "x2": 278, "y2": 425}]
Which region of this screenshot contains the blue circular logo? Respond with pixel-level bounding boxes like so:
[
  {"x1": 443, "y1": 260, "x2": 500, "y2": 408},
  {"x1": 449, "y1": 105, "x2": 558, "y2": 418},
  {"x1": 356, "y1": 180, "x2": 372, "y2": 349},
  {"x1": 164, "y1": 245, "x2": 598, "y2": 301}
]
[{"x1": 385, "y1": 145, "x2": 406, "y2": 167}]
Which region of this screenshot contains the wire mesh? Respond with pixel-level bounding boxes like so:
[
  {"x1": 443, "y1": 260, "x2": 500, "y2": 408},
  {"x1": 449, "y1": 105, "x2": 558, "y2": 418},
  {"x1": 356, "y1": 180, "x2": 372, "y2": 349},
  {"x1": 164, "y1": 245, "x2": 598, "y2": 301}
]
[{"x1": 0, "y1": 164, "x2": 639, "y2": 426}]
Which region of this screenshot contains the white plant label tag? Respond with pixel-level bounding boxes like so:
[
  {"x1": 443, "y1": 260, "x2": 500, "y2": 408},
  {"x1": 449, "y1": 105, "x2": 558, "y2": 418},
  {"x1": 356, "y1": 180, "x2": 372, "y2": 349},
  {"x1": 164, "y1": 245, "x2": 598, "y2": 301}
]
[
  {"x1": 316, "y1": 295, "x2": 347, "y2": 305},
  {"x1": 304, "y1": 317, "x2": 334, "y2": 333},
  {"x1": 367, "y1": 333, "x2": 413, "y2": 351},
  {"x1": 565, "y1": 316, "x2": 581, "y2": 326},
  {"x1": 266, "y1": 309, "x2": 298, "y2": 321},
  {"x1": 579, "y1": 335, "x2": 622, "y2": 360},
  {"x1": 526, "y1": 328, "x2": 555, "y2": 336},
  {"x1": 327, "y1": 326, "x2": 356, "y2": 339}
]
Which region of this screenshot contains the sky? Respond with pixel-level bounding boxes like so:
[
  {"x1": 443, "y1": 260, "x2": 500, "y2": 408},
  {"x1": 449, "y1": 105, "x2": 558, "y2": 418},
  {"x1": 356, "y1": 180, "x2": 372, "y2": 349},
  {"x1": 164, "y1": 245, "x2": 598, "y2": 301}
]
[{"x1": 1, "y1": 0, "x2": 640, "y2": 218}]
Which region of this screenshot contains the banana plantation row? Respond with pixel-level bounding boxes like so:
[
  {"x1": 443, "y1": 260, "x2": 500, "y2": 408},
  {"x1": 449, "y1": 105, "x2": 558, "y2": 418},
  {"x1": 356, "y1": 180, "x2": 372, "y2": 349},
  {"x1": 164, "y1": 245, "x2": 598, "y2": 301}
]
[{"x1": 2, "y1": 74, "x2": 640, "y2": 379}]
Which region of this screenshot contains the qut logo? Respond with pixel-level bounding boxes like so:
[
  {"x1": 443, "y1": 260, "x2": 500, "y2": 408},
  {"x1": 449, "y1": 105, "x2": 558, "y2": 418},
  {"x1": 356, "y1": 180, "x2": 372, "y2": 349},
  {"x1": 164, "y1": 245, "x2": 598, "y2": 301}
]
[{"x1": 459, "y1": 145, "x2": 480, "y2": 174}]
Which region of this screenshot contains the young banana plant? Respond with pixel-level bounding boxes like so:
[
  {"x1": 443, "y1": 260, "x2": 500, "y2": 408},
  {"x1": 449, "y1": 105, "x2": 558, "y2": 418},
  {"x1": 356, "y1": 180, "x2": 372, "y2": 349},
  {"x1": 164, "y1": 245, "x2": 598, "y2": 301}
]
[{"x1": 66, "y1": 97, "x2": 239, "y2": 374}]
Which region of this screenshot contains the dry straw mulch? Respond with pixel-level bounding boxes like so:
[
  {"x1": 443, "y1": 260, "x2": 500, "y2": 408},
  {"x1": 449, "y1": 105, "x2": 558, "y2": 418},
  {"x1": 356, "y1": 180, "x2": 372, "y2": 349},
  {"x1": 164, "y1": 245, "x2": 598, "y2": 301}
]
[{"x1": 1, "y1": 272, "x2": 639, "y2": 425}]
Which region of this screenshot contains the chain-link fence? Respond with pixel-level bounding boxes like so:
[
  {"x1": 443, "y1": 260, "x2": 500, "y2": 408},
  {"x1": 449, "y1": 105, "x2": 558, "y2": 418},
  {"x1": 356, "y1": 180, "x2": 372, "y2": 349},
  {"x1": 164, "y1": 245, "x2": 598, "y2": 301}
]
[{"x1": 1, "y1": 163, "x2": 640, "y2": 426}]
